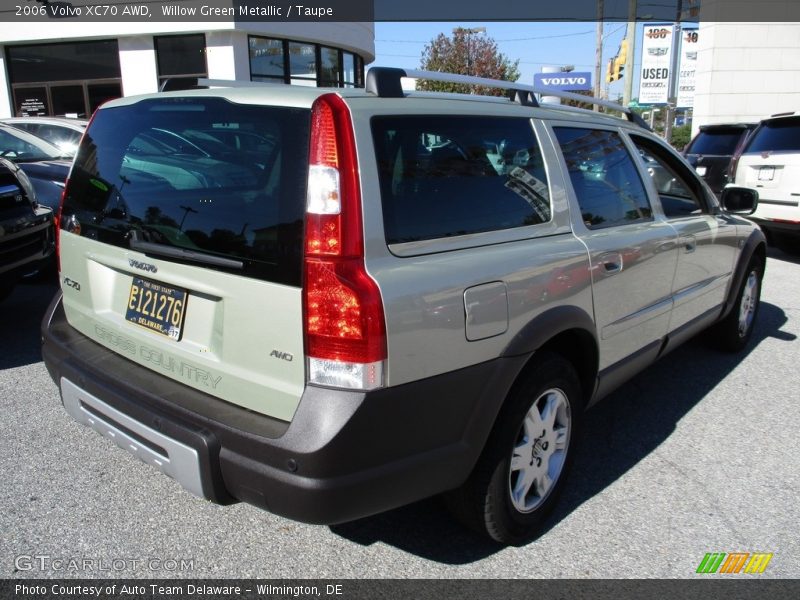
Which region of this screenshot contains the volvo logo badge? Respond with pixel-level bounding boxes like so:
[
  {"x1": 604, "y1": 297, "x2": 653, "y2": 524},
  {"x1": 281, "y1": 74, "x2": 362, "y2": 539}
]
[{"x1": 129, "y1": 259, "x2": 158, "y2": 273}]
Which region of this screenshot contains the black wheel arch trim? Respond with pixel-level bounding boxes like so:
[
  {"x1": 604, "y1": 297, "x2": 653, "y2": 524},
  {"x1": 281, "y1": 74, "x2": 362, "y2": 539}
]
[
  {"x1": 502, "y1": 305, "x2": 598, "y2": 358},
  {"x1": 501, "y1": 305, "x2": 599, "y2": 407},
  {"x1": 720, "y1": 229, "x2": 767, "y2": 322}
]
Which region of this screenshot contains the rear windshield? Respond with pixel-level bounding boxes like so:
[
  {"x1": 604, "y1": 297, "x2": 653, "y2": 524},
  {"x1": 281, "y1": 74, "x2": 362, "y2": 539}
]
[
  {"x1": 745, "y1": 117, "x2": 800, "y2": 153},
  {"x1": 63, "y1": 97, "x2": 309, "y2": 286},
  {"x1": 685, "y1": 128, "x2": 748, "y2": 155}
]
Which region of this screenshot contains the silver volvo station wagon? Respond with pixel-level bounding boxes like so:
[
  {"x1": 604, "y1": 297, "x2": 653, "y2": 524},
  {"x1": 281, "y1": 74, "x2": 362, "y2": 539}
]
[{"x1": 42, "y1": 68, "x2": 765, "y2": 544}]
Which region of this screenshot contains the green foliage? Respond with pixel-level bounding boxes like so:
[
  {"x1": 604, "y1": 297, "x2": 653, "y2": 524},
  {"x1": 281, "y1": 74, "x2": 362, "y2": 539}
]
[
  {"x1": 670, "y1": 124, "x2": 692, "y2": 150},
  {"x1": 417, "y1": 29, "x2": 520, "y2": 96}
]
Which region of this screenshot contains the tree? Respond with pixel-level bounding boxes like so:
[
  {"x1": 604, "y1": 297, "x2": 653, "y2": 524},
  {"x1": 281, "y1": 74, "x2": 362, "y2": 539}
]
[
  {"x1": 417, "y1": 29, "x2": 520, "y2": 96},
  {"x1": 670, "y1": 124, "x2": 692, "y2": 151}
]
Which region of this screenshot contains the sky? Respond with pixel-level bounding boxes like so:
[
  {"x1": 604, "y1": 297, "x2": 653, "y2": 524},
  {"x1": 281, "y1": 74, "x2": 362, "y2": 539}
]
[{"x1": 373, "y1": 22, "x2": 643, "y2": 100}]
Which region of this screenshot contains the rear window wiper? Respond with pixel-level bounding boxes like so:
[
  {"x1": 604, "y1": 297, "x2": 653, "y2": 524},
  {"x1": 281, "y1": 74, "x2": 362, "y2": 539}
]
[{"x1": 129, "y1": 236, "x2": 244, "y2": 270}]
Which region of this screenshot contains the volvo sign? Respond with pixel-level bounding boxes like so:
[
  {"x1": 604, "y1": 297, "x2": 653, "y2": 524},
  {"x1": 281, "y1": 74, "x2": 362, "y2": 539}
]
[{"x1": 533, "y1": 72, "x2": 592, "y2": 92}]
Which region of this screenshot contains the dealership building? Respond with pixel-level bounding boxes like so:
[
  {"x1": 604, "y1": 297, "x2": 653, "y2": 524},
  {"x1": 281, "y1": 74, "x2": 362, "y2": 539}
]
[
  {"x1": 692, "y1": 21, "x2": 800, "y2": 134},
  {"x1": 0, "y1": 19, "x2": 374, "y2": 118}
]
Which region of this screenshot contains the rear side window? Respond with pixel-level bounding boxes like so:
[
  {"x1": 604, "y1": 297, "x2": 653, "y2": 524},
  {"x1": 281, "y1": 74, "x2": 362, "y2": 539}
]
[
  {"x1": 372, "y1": 116, "x2": 551, "y2": 244},
  {"x1": 63, "y1": 97, "x2": 309, "y2": 286},
  {"x1": 745, "y1": 117, "x2": 800, "y2": 153},
  {"x1": 686, "y1": 128, "x2": 747, "y2": 155},
  {"x1": 554, "y1": 127, "x2": 652, "y2": 229}
]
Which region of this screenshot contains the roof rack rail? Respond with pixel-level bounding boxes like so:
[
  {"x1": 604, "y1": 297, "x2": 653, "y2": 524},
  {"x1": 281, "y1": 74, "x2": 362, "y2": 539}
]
[
  {"x1": 365, "y1": 67, "x2": 651, "y2": 130},
  {"x1": 197, "y1": 78, "x2": 285, "y2": 88}
]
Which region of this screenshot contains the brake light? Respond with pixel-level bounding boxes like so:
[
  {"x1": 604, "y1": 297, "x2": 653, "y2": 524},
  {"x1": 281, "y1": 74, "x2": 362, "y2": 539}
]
[
  {"x1": 57, "y1": 110, "x2": 95, "y2": 274},
  {"x1": 55, "y1": 182, "x2": 67, "y2": 273},
  {"x1": 303, "y1": 94, "x2": 387, "y2": 390}
]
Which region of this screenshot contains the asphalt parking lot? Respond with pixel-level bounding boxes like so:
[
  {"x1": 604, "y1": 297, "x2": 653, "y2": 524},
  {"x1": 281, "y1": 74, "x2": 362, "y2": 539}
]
[{"x1": 2, "y1": 248, "x2": 798, "y2": 579}]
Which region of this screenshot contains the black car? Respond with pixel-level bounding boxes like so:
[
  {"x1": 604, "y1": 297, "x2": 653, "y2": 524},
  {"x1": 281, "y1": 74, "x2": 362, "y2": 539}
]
[
  {"x1": 0, "y1": 158, "x2": 54, "y2": 303},
  {"x1": 683, "y1": 123, "x2": 756, "y2": 196},
  {"x1": 0, "y1": 123, "x2": 72, "y2": 211}
]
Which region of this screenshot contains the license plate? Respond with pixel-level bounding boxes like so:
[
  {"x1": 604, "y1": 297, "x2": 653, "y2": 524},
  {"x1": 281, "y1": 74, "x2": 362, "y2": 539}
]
[
  {"x1": 695, "y1": 166, "x2": 707, "y2": 176},
  {"x1": 125, "y1": 277, "x2": 187, "y2": 340},
  {"x1": 758, "y1": 166, "x2": 775, "y2": 181}
]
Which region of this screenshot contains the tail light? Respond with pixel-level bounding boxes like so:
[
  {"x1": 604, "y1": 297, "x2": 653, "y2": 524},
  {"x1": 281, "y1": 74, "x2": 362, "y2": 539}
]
[
  {"x1": 55, "y1": 183, "x2": 67, "y2": 273},
  {"x1": 303, "y1": 94, "x2": 387, "y2": 390},
  {"x1": 56, "y1": 109, "x2": 94, "y2": 273}
]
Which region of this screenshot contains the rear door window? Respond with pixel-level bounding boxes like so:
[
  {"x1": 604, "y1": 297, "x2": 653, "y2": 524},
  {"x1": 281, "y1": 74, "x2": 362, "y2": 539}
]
[
  {"x1": 62, "y1": 97, "x2": 309, "y2": 286},
  {"x1": 745, "y1": 117, "x2": 800, "y2": 153},
  {"x1": 554, "y1": 127, "x2": 652, "y2": 229},
  {"x1": 371, "y1": 116, "x2": 551, "y2": 244}
]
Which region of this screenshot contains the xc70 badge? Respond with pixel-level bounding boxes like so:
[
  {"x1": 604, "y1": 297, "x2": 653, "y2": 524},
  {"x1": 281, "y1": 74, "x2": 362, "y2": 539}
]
[{"x1": 63, "y1": 277, "x2": 81, "y2": 291}]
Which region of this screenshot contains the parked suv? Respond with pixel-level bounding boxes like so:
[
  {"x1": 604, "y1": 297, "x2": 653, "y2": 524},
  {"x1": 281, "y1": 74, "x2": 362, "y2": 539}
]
[
  {"x1": 683, "y1": 122, "x2": 755, "y2": 197},
  {"x1": 0, "y1": 157, "x2": 54, "y2": 302},
  {"x1": 731, "y1": 112, "x2": 800, "y2": 254},
  {"x1": 41, "y1": 68, "x2": 766, "y2": 544}
]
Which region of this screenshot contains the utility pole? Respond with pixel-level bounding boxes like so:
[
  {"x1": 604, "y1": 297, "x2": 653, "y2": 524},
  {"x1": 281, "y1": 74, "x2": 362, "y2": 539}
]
[
  {"x1": 623, "y1": 0, "x2": 636, "y2": 107},
  {"x1": 664, "y1": 0, "x2": 684, "y2": 143},
  {"x1": 454, "y1": 26, "x2": 486, "y2": 77},
  {"x1": 594, "y1": 0, "x2": 604, "y2": 109}
]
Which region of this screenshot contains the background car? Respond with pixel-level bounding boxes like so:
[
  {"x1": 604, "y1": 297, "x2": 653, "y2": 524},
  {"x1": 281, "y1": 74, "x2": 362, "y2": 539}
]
[
  {"x1": 683, "y1": 122, "x2": 756, "y2": 197},
  {"x1": 731, "y1": 112, "x2": 800, "y2": 254},
  {"x1": 0, "y1": 157, "x2": 54, "y2": 303},
  {"x1": 0, "y1": 123, "x2": 72, "y2": 211},
  {"x1": 2, "y1": 116, "x2": 87, "y2": 157}
]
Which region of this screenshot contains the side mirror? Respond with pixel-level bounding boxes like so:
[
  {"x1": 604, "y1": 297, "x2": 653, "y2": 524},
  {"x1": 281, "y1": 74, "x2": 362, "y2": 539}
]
[{"x1": 720, "y1": 186, "x2": 759, "y2": 215}]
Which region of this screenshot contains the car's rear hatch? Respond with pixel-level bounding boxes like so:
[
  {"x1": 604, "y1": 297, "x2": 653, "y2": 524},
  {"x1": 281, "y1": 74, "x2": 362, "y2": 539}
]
[
  {"x1": 736, "y1": 116, "x2": 800, "y2": 214},
  {"x1": 59, "y1": 94, "x2": 311, "y2": 422},
  {"x1": 684, "y1": 124, "x2": 753, "y2": 194}
]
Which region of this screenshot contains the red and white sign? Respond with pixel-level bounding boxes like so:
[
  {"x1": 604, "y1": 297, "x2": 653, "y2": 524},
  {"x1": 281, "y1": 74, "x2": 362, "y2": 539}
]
[
  {"x1": 639, "y1": 24, "x2": 674, "y2": 105},
  {"x1": 677, "y1": 28, "x2": 699, "y2": 108}
]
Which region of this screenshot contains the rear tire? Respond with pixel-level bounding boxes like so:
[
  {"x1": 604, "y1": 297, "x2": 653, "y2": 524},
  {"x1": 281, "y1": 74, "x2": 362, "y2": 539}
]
[
  {"x1": 712, "y1": 257, "x2": 763, "y2": 352},
  {"x1": 445, "y1": 353, "x2": 582, "y2": 545}
]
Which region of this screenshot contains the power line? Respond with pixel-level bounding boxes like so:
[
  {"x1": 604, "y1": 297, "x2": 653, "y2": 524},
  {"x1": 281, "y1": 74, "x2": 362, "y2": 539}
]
[{"x1": 376, "y1": 29, "x2": 596, "y2": 44}]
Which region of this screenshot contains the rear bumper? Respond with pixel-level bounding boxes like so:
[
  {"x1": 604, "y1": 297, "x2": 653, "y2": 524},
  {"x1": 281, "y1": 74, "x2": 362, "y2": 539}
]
[
  {"x1": 42, "y1": 293, "x2": 527, "y2": 524},
  {"x1": 0, "y1": 212, "x2": 54, "y2": 283},
  {"x1": 748, "y1": 216, "x2": 800, "y2": 237}
]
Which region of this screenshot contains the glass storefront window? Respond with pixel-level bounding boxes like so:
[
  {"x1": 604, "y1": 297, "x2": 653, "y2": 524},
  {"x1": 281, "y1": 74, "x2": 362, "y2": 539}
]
[
  {"x1": 248, "y1": 36, "x2": 365, "y2": 88},
  {"x1": 288, "y1": 42, "x2": 317, "y2": 84},
  {"x1": 319, "y1": 47, "x2": 340, "y2": 87},
  {"x1": 155, "y1": 34, "x2": 207, "y2": 90},
  {"x1": 343, "y1": 52, "x2": 356, "y2": 87},
  {"x1": 250, "y1": 37, "x2": 285, "y2": 81},
  {"x1": 7, "y1": 40, "x2": 121, "y2": 84}
]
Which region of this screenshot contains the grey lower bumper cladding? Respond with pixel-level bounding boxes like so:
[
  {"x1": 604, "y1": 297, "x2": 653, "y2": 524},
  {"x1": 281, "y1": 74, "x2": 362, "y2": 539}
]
[
  {"x1": 42, "y1": 293, "x2": 526, "y2": 524},
  {"x1": 60, "y1": 377, "x2": 205, "y2": 498}
]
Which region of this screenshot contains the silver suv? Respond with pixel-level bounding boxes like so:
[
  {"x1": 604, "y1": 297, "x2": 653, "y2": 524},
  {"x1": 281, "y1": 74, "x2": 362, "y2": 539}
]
[{"x1": 42, "y1": 68, "x2": 766, "y2": 544}]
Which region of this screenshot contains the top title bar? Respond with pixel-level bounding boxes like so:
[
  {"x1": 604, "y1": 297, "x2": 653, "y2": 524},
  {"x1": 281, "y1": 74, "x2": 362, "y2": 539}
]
[{"x1": 1, "y1": 0, "x2": 798, "y2": 22}]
